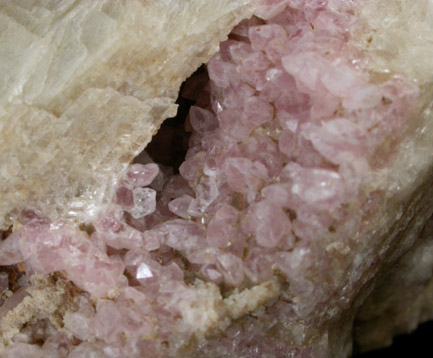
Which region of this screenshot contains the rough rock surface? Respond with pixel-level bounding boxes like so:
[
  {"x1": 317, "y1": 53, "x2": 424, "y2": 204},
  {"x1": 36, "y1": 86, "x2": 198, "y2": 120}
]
[
  {"x1": 2, "y1": 0, "x2": 433, "y2": 358},
  {"x1": 0, "y1": 0, "x2": 256, "y2": 230}
]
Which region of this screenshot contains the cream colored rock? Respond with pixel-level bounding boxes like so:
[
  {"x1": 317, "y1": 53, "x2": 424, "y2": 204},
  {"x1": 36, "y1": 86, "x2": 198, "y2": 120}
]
[
  {"x1": 354, "y1": 227, "x2": 433, "y2": 352},
  {"x1": 0, "y1": 274, "x2": 74, "y2": 350},
  {"x1": 0, "y1": 0, "x2": 256, "y2": 230}
]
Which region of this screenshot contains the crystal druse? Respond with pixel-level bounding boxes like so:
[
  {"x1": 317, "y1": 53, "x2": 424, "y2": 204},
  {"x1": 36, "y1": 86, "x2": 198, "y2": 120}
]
[{"x1": 1, "y1": 1, "x2": 433, "y2": 357}]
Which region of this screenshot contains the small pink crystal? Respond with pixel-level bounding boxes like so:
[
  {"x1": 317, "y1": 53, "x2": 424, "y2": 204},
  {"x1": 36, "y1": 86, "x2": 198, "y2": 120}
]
[
  {"x1": 124, "y1": 163, "x2": 159, "y2": 187},
  {"x1": 284, "y1": 162, "x2": 348, "y2": 209},
  {"x1": 64, "y1": 296, "x2": 95, "y2": 341},
  {"x1": 155, "y1": 219, "x2": 205, "y2": 253},
  {"x1": 320, "y1": 63, "x2": 362, "y2": 97},
  {"x1": 342, "y1": 83, "x2": 382, "y2": 110},
  {"x1": 242, "y1": 200, "x2": 291, "y2": 248},
  {"x1": 188, "y1": 106, "x2": 218, "y2": 135},
  {"x1": 216, "y1": 253, "x2": 244, "y2": 287},
  {"x1": 41, "y1": 332, "x2": 70, "y2": 358},
  {"x1": 168, "y1": 194, "x2": 194, "y2": 219},
  {"x1": 206, "y1": 204, "x2": 239, "y2": 248},
  {"x1": 223, "y1": 157, "x2": 266, "y2": 194},
  {"x1": 115, "y1": 187, "x2": 134, "y2": 209},
  {"x1": 243, "y1": 247, "x2": 274, "y2": 283},
  {"x1": 207, "y1": 58, "x2": 236, "y2": 89},
  {"x1": 282, "y1": 52, "x2": 328, "y2": 91},
  {"x1": 4, "y1": 343, "x2": 43, "y2": 358},
  {"x1": 93, "y1": 206, "x2": 145, "y2": 250},
  {"x1": 242, "y1": 96, "x2": 274, "y2": 130},
  {"x1": 219, "y1": 108, "x2": 251, "y2": 140}
]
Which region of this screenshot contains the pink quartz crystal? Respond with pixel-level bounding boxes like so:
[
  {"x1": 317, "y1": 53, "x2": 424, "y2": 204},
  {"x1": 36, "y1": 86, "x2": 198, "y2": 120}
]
[{"x1": 0, "y1": 1, "x2": 421, "y2": 357}]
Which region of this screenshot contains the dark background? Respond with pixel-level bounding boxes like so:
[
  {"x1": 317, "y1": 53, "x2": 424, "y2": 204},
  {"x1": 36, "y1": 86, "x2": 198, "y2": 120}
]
[{"x1": 353, "y1": 321, "x2": 433, "y2": 357}]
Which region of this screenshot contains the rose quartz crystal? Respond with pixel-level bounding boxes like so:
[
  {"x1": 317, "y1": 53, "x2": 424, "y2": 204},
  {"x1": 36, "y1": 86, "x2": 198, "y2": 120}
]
[{"x1": 0, "y1": 1, "x2": 425, "y2": 357}]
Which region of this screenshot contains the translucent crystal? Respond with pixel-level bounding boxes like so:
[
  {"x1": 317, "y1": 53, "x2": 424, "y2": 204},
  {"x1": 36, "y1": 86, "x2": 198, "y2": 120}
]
[
  {"x1": 129, "y1": 188, "x2": 157, "y2": 219},
  {"x1": 124, "y1": 164, "x2": 159, "y2": 188}
]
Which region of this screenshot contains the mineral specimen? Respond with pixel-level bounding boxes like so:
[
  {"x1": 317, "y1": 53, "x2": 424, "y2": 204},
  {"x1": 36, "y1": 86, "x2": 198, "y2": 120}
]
[{"x1": 2, "y1": 0, "x2": 433, "y2": 357}]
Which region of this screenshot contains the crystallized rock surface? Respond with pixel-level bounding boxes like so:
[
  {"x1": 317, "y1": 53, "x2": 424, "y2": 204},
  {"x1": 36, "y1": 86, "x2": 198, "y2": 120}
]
[
  {"x1": 3, "y1": 0, "x2": 433, "y2": 358},
  {"x1": 0, "y1": 0, "x2": 256, "y2": 231}
]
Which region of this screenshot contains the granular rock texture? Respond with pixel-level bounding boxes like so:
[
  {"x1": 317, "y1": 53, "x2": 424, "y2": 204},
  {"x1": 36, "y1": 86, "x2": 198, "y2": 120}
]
[{"x1": 2, "y1": 0, "x2": 433, "y2": 357}]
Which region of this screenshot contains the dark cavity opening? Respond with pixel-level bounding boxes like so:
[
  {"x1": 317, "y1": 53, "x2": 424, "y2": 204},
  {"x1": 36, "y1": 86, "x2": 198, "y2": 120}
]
[{"x1": 137, "y1": 65, "x2": 207, "y2": 173}]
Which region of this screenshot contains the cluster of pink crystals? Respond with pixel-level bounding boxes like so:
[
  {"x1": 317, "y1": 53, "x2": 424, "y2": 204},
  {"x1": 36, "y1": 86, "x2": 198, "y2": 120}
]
[
  {"x1": 0, "y1": 0, "x2": 420, "y2": 357},
  {"x1": 176, "y1": 0, "x2": 417, "y2": 289}
]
